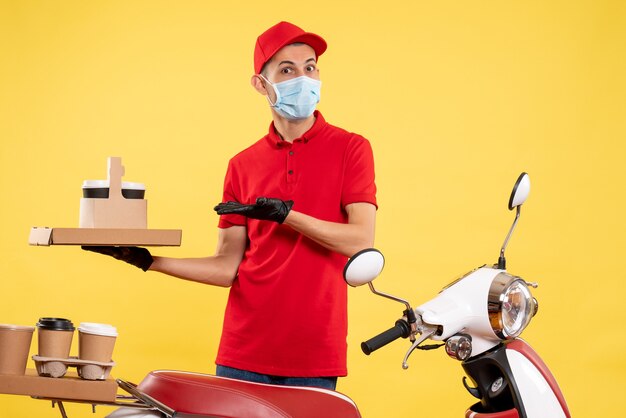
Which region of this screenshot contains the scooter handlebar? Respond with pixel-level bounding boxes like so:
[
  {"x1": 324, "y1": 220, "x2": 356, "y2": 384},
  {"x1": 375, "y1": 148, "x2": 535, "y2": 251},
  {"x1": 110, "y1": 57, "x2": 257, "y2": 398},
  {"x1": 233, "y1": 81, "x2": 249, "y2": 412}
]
[{"x1": 361, "y1": 319, "x2": 411, "y2": 355}]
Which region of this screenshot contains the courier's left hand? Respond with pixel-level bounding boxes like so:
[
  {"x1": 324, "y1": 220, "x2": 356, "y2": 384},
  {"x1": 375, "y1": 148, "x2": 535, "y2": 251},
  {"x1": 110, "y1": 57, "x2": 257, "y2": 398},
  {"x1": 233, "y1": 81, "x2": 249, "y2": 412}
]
[
  {"x1": 81, "y1": 246, "x2": 154, "y2": 272},
  {"x1": 214, "y1": 197, "x2": 293, "y2": 224}
]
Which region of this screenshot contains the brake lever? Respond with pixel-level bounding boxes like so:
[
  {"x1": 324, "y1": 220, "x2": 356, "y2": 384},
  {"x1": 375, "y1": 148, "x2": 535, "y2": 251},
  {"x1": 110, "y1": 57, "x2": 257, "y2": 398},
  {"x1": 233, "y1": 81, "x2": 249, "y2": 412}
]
[{"x1": 402, "y1": 325, "x2": 438, "y2": 369}]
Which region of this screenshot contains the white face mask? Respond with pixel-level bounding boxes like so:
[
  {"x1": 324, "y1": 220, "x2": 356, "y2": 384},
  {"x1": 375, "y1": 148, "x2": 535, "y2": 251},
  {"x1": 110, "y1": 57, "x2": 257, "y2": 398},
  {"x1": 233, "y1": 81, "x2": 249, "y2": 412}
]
[{"x1": 261, "y1": 75, "x2": 322, "y2": 120}]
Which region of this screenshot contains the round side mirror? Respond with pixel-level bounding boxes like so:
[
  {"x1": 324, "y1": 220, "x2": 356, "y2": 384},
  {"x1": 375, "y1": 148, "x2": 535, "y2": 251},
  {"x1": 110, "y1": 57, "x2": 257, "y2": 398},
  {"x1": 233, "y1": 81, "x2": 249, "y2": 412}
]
[
  {"x1": 343, "y1": 248, "x2": 385, "y2": 287},
  {"x1": 508, "y1": 173, "x2": 531, "y2": 210}
]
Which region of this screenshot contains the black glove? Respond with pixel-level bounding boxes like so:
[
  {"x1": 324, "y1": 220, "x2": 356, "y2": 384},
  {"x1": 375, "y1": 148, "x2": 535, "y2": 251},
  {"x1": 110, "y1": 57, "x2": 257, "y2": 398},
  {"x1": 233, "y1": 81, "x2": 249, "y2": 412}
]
[
  {"x1": 214, "y1": 197, "x2": 294, "y2": 224},
  {"x1": 81, "y1": 246, "x2": 154, "y2": 272}
]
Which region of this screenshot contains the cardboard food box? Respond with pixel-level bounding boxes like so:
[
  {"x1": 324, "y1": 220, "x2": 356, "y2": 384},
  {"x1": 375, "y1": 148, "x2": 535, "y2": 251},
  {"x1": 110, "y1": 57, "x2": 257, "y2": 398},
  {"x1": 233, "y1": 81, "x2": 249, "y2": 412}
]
[
  {"x1": 29, "y1": 227, "x2": 182, "y2": 247},
  {"x1": 0, "y1": 369, "x2": 117, "y2": 402},
  {"x1": 29, "y1": 157, "x2": 182, "y2": 247}
]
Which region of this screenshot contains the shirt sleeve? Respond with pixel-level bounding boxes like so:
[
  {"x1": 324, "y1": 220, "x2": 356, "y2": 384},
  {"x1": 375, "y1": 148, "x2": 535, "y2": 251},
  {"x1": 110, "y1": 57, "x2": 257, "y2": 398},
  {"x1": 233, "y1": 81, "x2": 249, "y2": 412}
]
[
  {"x1": 341, "y1": 135, "x2": 378, "y2": 209},
  {"x1": 217, "y1": 159, "x2": 248, "y2": 229}
]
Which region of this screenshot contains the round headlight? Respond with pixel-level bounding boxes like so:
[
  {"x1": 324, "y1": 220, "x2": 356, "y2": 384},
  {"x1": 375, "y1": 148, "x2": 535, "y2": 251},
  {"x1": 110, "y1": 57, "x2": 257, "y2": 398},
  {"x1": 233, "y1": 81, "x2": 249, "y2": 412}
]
[{"x1": 488, "y1": 273, "x2": 536, "y2": 339}]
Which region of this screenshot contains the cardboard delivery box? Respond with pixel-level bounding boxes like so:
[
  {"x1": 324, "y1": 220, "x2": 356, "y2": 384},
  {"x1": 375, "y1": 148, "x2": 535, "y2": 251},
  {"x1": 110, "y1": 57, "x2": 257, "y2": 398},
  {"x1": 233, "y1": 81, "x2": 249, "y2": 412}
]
[
  {"x1": 0, "y1": 369, "x2": 117, "y2": 402},
  {"x1": 29, "y1": 227, "x2": 182, "y2": 246}
]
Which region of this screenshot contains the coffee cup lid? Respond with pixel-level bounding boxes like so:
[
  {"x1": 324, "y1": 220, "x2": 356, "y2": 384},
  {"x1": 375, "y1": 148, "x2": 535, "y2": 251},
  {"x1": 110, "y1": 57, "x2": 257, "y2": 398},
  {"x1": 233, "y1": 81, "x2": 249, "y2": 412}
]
[
  {"x1": 36, "y1": 317, "x2": 75, "y2": 331},
  {"x1": 0, "y1": 324, "x2": 35, "y2": 332},
  {"x1": 82, "y1": 180, "x2": 145, "y2": 190},
  {"x1": 78, "y1": 322, "x2": 118, "y2": 337}
]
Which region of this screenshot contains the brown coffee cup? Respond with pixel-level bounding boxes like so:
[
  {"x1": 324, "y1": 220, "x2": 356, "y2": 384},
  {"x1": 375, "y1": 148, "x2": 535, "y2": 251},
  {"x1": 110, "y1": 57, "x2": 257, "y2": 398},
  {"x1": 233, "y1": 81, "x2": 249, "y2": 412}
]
[
  {"x1": 78, "y1": 323, "x2": 117, "y2": 379},
  {"x1": 78, "y1": 322, "x2": 117, "y2": 361},
  {"x1": 36, "y1": 318, "x2": 75, "y2": 377},
  {"x1": 36, "y1": 318, "x2": 75, "y2": 357},
  {"x1": 0, "y1": 324, "x2": 35, "y2": 375}
]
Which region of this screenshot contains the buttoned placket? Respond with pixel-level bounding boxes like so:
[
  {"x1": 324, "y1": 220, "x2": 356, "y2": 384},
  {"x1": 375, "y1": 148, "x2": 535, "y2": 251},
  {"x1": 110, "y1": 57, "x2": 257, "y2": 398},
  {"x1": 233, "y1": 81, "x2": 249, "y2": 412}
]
[
  {"x1": 282, "y1": 137, "x2": 311, "y2": 188},
  {"x1": 285, "y1": 141, "x2": 298, "y2": 185}
]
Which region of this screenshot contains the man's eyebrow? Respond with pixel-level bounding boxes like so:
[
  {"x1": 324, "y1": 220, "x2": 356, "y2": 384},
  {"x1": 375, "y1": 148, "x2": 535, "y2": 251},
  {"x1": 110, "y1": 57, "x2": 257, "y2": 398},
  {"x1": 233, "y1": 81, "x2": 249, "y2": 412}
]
[{"x1": 277, "y1": 58, "x2": 317, "y2": 66}]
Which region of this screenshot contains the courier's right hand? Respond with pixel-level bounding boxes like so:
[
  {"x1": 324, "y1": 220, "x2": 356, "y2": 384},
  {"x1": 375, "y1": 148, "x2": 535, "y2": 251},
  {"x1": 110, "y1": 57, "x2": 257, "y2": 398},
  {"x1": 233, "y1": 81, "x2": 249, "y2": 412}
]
[
  {"x1": 81, "y1": 246, "x2": 153, "y2": 272},
  {"x1": 214, "y1": 197, "x2": 293, "y2": 224}
]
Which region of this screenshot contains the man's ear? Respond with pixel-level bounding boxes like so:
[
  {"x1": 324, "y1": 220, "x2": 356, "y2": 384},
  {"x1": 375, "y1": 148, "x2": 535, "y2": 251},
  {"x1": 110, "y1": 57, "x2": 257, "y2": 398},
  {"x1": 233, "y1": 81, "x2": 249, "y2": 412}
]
[{"x1": 251, "y1": 75, "x2": 268, "y2": 95}]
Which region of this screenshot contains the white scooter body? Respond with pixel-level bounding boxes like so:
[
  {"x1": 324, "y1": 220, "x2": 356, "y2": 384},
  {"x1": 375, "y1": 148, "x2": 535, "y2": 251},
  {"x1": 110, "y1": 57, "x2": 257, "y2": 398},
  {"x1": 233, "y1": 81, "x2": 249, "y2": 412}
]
[
  {"x1": 412, "y1": 267, "x2": 569, "y2": 418},
  {"x1": 416, "y1": 266, "x2": 503, "y2": 355}
]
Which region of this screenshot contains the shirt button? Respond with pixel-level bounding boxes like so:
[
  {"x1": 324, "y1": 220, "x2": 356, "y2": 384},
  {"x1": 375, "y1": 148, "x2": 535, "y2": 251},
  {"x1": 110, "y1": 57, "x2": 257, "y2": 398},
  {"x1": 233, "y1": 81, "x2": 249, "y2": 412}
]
[
  {"x1": 289, "y1": 151, "x2": 294, "y2": 156},
  {"x1": 288, "y1": 170, "x2": 294, "y2": 175}
]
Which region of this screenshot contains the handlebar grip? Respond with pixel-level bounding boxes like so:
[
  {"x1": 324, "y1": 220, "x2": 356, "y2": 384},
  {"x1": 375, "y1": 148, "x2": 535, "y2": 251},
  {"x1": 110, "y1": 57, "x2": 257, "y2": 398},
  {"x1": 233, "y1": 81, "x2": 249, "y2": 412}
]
[{"x1": 361, "y1": 319, "x2": 411, "y2": 355}]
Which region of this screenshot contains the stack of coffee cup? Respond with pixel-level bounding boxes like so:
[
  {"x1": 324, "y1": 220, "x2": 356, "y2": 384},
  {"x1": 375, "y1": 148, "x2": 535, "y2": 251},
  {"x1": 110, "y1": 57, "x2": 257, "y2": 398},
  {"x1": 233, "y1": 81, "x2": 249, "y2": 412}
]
[
  {"x1": 0, "y1": 324, "x2": 35, "y2": 375},
  {"x1": 36, "y1": 318, "x2": 75, "y2": 378},
  {"x1": 78, "y1": 322, "x2": 117, "y2": 380}
]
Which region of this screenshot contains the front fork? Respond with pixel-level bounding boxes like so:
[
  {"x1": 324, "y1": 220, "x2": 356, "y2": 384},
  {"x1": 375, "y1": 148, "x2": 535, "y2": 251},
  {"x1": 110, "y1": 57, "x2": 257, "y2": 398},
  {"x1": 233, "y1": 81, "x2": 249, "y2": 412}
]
[{"x1": 461, "y1": 342, "x2": 526, "y2": 417}]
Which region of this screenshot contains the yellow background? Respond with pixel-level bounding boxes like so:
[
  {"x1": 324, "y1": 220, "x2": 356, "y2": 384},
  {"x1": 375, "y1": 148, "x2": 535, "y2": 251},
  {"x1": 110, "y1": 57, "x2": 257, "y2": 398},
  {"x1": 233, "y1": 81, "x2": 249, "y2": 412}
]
[{"x1": 1, "y1": 1, "x2": 624, "y2": 416}]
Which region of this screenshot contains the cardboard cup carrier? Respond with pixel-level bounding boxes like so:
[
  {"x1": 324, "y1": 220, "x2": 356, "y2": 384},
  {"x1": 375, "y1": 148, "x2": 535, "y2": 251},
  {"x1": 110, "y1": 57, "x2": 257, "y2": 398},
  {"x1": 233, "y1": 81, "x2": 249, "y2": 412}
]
[
  {"x1": 79, "y1": 157, "x2": 147, "y2": 228},
  {"x1": 36, "y1": 318, "x2": 75, "y2": 378},
  {"x1": 0, "y1": 324, "x2": 35, "y2": 375},
  {"x1": 78, "y1": 323, "x2": 117, "y2": 380}
]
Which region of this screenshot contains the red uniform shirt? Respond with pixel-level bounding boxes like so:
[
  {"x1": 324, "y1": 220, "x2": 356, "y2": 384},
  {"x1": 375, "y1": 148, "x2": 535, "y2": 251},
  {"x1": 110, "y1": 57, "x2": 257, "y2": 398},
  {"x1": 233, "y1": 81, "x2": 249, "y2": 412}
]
[{"x1": 216, "y1": 111, "x2": 377, "y2": 377}]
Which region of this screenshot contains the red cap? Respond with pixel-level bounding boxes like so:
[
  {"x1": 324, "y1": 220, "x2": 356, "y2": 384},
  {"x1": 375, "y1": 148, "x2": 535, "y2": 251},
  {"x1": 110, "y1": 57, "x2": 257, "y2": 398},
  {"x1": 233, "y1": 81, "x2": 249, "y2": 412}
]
[{"x1": 254, "y1": 21, "x2": 327, "y2": 74}]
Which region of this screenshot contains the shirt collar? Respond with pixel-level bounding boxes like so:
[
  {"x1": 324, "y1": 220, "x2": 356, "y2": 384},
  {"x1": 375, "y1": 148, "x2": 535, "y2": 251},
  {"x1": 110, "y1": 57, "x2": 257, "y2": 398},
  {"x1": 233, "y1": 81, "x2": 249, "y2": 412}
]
[{"x1": 266, "y1": 111, "x2": 327, "y2": 148}]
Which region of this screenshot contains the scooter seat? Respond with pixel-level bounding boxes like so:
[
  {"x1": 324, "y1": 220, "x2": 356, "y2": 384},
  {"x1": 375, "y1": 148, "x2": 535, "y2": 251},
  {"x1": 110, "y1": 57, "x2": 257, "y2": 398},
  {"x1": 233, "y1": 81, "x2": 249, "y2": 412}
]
[{"x1": 137, "y1": 370, "x2": 362, "y2": 418}]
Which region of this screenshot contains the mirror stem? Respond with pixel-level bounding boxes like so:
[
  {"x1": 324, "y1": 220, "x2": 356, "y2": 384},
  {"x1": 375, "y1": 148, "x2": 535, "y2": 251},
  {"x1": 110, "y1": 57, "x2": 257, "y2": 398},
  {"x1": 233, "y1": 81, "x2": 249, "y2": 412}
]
[
  {"x1": 368, "y1": 282, "x2": 412, "y2": 312},
  {"x1": 498, "y1": 206, "x2": 522, "y2": 270}
]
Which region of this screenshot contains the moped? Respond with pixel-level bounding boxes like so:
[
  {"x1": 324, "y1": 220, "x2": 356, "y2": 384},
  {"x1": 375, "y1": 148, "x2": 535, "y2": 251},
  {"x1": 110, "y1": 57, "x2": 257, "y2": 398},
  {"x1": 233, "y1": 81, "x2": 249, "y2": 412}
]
[
  {"x1": 38, "y1": 173, "x2": 569, "y2": 418},
  {"x1": 342, "y1": 172, "x2": 570, "y2": 418}
]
